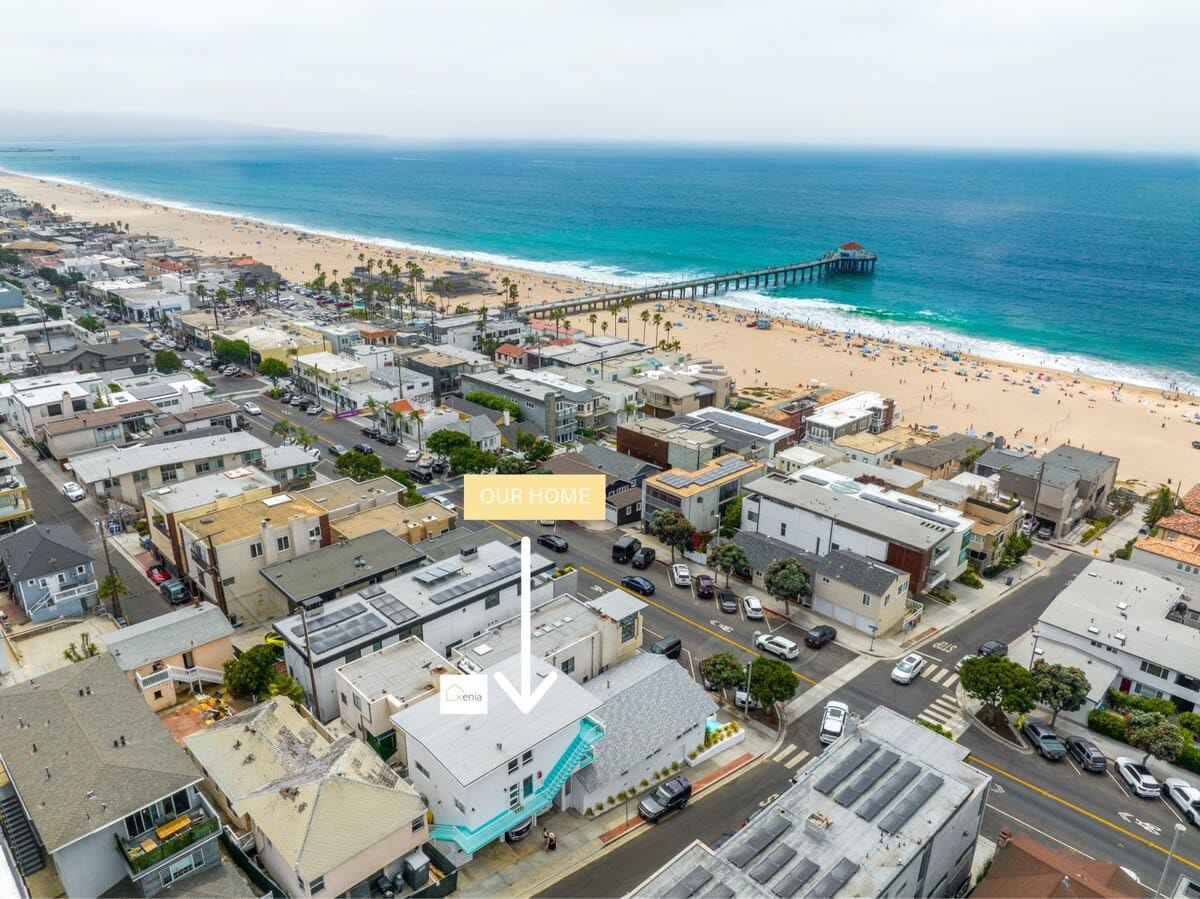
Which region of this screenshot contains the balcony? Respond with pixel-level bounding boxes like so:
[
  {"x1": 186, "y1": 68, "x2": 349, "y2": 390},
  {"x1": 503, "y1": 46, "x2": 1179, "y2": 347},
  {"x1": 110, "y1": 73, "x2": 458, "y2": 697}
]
[
  {"x1": 118, "y1": 796, "x2": 221, "y2": 880},
  {"x1": 51, "y1": 581, "x2": 98, "y2": 604},
  {"x1": 136, "y1": 664, "x2": 225, "y2": 692}
]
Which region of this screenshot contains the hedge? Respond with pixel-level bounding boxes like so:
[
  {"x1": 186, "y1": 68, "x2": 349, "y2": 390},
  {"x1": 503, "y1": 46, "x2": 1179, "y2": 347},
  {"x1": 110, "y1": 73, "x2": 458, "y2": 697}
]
[
  {"x1": 917, "y1": 719, "x2": 954, "y2": 740},
  {"x1": 1105, "y1": 688, "x2": 1175, "y2": 717},
  {"x1": 1178, "y1": 711, "x2": 1200, "y2": 737},
  {"x1": 1178, "y1": 744, "x2": 1200, "y2": 776},
  {"x1": 1087, "y1": 709, "x2": 1127, "y2": 741}
]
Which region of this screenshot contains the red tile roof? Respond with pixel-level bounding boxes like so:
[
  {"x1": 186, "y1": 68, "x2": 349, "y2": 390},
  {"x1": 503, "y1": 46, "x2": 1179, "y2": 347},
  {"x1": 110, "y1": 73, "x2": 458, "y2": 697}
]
[
  {"x1": 839, "y1": 241, "x2": 865, "y2": 251},
  {"x1": 388, "y1": 400, "x2": 415, "y2": 414},
  {"x1": 1157, "y1": 510, "x2": 1200, "y2": 540},
  {"x1": 1181, "y1": 483, "x2": 1200, "y2": 515},
  {"x1": 974, "y1": 831, "x2": 1141, "y2": 899},
  {"x1": 495, "y1": 343, "x2": 526, "y2": 357}
]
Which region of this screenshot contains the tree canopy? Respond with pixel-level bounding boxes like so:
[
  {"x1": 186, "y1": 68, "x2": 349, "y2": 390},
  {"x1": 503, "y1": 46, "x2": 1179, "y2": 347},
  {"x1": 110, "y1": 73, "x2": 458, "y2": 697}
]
[
  {"x1": 1031, "y1": 661, "x2": 1090, "y2": 725},
  {"x1": 154, "y1": 349, "x2": 182, "y2": 373},
  {"x1": 749, "y1": 656, "x2": 800, "y2": 706},
  {"x1": 426, "y1": 429, "x2": 473, "y2": 457},
  {"x1": 464, "y1": 390, "x2": 523, "y2": 421},
  {"x1": 223, "y1": 644, "x2": 287, "y2": 699},
  {"x1": 449, "y1": 445, "x2": 497, "y2": 475},
  {"x1": 701, "y1": 651, "x2": 746, "y2": 692},
  {"x1": 647, "y1": 509, "x2": 697, "y2": 563},
  {"x1": 211, "y1": 337, "x2": 250, "y2": 366},
  {"x1": 1126, "y1": 710, "x2": 1187, "y2": 767},
  {"x1": 707, "y1": 542, "x2": 749, "y2": 587},
  {"x1": 516, "y1": 430, "x2": 554, "y2": 464},
  {"x1": 959, "y1": 655, "x2": 1036, "y2": 724},
  {"x1": 720, "y1": 495, "x2": 743, "y2": 537},
  {"x1": 1143, "y1": 486, "x2": 1177, "y2": 527},
  {"x1": 257, "y1": 357, "x2": 290, "y2": 382},
  {"x1": 763, "y1": 558, "x2": 810, "y2": 608},
  {"x1": 77, "y1": 314, "x2": 104, "y2": 333},
  {"x1": 334, "y1": 450, "x2": 383, "y2": 481}
]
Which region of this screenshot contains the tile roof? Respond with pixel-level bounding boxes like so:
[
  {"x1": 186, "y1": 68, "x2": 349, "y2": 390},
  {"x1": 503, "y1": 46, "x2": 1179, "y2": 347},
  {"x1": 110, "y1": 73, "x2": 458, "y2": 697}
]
[
  {"x1": 105, "y1": 602, "x2": 233, "y2": 671},
  {"x1": 731, "y1": 532, "x2": 906, "y2": 595},
  {"x1": 973, "y1": 832, "x2": 1142, "y2": 898},
  {"x1": 0, "y1": 524, "x2": 92, "y2": 581},
  {"x1": 1182, "y1": 483, "x2": 1200, "y2": 516},
  {"x1": 1133, "y1": 533, "x2": 1200, "y2": 564},
  {"x1": 577, "y1": 443, "x2": 660, "y2": 482},
  {"x1": 1157, "y1": 510, "x2": 1200, "y2": 540},
  {"x1": 577, "y1": 653, "x2": 716, "y2": 791},
  {"x1": 0, "y1": 654, "x2": 200, "y2": 852},
  {"x1": 186, "y1": 698, "x2": 423, "y2": 881}
]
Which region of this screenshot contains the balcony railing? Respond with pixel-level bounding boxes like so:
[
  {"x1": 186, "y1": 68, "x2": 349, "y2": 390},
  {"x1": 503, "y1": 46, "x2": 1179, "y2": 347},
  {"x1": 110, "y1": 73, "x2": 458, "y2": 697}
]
[
  {"x1": 119, "y1": 801, "x2": 220, "y2": 877},
  {"x1": 135, "y1": 664, "x2": 225, "y2": 692}
]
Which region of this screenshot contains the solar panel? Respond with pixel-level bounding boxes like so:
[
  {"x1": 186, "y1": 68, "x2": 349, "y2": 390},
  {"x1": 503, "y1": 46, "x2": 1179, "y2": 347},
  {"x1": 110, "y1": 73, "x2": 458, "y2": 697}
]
[
  {"x1": 428, "y1": 557, "x2": 522, "y2": 606},
  {"x1": 702, "y1": 885, "x2": 735, "y2": 899},
  {"x1": 857, "y1": 761, "x2": 920, "y2": 820},
  {"x1": 835, "y1": 749, "x2": 899, "y2": 807},
  {"x1": 414, "y1": 562, "x2": 463, "y2": 585},
  {"x1": 772, "y1": 859, "x2": 820, "y2": 897},
  {"x1": 814, "y1": 741, "x2": 879, "y2": 795},
  {"x1": 878, "y1": 772, "x2": 944, "y2": 835},
  {"x1": 308, "y1": 611, "x2": 387, "y2": 655},
  {"x1": 750, "y1": 845, "x2": 796, "y2": 884},
  {"x1": 291, "y1": 601, "x2": 364, "y2": 638},
  {"x1": 811, "y1": 858, "x2": 860, "y2": 899},
  {"x1": 674, "y1": 866, "x2": 712, "y2": 897},
  {"x1": 728, "y1": 815, "x2": 791, "y2": 868},
  {"x1": 696, "y1": 408, "x2": 777, "y2": 437},
  {"x1": 371, "y1": 593, "x2": 419, "y2": 625},
  {"x1": 358, "y1": 584, "x2": 385, "y2": 599}
]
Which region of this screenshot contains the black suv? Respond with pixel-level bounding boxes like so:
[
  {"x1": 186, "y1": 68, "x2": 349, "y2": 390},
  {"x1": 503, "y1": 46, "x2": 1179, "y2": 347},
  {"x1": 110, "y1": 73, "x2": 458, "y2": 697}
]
[
  {"x1": 630, "y1": 546, "x2": 656, "y2": 569},
  {"x1": 1065, "y1": 735, "x2": 1107, "y2": 772},
  {"x1": 805, "y1": 625, "x2": 838, "y2": 648},
  {"x1": 377, "y1": 432, "x2": 398, "y2": 446},
  {"x1": 638, "y1": 776, "x2": 691, "y2": 823},
  {"x1": 978, "y1": 640, "x2": 1008, "y2": 657},
  {"x1": 536, "y1": 534, "x2": 569, "y2": 553},
  {"x1": 1021, "y1": 721, "x2": 1067, "y2": 760},
  {"x1": 360, "y1": 426, "x2": 380, "y2": 439},
  {"x1": 352, "y1": 443, "x2": 375, "y2": 455}
]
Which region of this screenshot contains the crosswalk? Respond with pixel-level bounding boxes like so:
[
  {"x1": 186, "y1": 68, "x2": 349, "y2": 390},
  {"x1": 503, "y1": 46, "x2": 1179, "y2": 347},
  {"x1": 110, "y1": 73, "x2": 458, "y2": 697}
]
[
  {"x1": 918, "y1": 662, "x2": 958, "y2": 689},
  {"x1": 771, "y1": 744, "x2": 812, "y2": 770},
  {"x1": 918, "y1": 693, "x2": 960, "y2": 728}
]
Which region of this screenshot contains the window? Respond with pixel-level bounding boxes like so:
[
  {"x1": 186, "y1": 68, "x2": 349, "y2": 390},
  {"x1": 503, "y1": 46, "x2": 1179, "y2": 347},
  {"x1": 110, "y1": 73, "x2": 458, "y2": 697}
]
[
  {"x1": 353, "y1": 694, "x2": 362, "y2": 710},
  {"x1": 414, "y1": 760, "x2": 429, "y2": 778},
  {"x1": 72, "y1": 398, "x2": 88, "y2": 412},
  {"x1": 861, "y1": 594, "x2": 871, "y2": 607},
  {"x1": 250, "y1": 542, "x2": 263, "y2": 559},
  {"x1": 523, "y1": 775, "x2": 534, "y2": 797},
  {"x1": 276, "y1": 535, "x2": 290, "y2": 551},
  {"x1": 1140, "y1": 661, "x2": 1171, "y2": 679},
  {"x1": 454, "y1": 798, "x2": 466, "y2": 814},
  {"x1": 411, "y1": 816, "x2": 425, "y2": 832},
  {"x1": 131, "y1": 469, "x2": 149, "y2": 482},
  {"x1": 339, "y1": 692, "x2": 347, "y2": 705},
  {"x1": 76, "y1": 565, "x2": 86, "y2": 574},
  {"x1": 508, "y1": 757, "x2": 520, "y2": 774},
  {"x1": 484, "y1": 591, "x2": 500, "y2": 609},
  {"x1": 372, "y1": 640, "x2": 383, "y2": 652},
  {"x1": 309, "y1": 876, "x2": 325, "y2": 894},
  {"x1": 747, "y1": 508, "x2": 759, "y2": 523},
  {"x1": 160, "y1": 463, "x2": 183, "y2": 482},
  {"x1": 779, "y1": 522, "x2": 787, "y2": 537},
  {"x1": 153, "y1": 690, "x2": 163, "y2": 700},
  {"x1": 560, "y1": 658, "x2": 575, "y2": 674},
  {"x1": 620, "y1": 614, "x2": 637, "y2": 643},
  {"x1": 831, "y1": 542, "x2": 839, "y2": 551},
  {"x1": 46, "y1": 403, "x2": 62, "y2": 417},
  {"x1": 522, "y1": 749, "x2": 533, "y2": 766}
]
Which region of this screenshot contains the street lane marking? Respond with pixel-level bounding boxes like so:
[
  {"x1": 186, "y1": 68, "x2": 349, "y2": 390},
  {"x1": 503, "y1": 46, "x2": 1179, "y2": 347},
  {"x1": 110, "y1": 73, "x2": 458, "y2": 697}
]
[
  {"x1": 942, "y1": 673, "x2": 959, "y2": 689},
  {"x1": 969, "y1": 755, "x2": 1200, "y2": 873},
  {"x1": 929, "y1": 668, "x2": 948, "y2": 684},
  {"x1": 773, "y1": 745, "x2": 798, "y2": 763},
  {"x1": 784, "y1": 750, "x2": 810, "y2": 770},
  {"x1": 987, "y1": 805, "x2": 1096, "y2": 860}
]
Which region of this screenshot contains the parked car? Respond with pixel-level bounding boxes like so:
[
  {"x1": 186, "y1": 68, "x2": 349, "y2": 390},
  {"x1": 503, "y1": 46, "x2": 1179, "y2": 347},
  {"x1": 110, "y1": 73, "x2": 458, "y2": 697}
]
[
  {"x1": 670, "y1": 564, "x2": 692, "y2": 587},
  {"x1": 805, "y1": 625, "x2": 837, "y2": 648},
  {"x1": 328, "y1": 444, "x2": 348, "y2": 457},
  {"x1": 504, "y1": 818, "x2": 534, "y2": 843},
  {"x1": 405, "y1": 449, "x2": 422, "y2": 463},
  {"x1": 717, "y1": 589, "x2": 738, "y2": 614},
  {"x1": 630, "y1": 546, "x2": 656, "y2": 569},
  {"x1": 377, "y1": 432, "x2": 398, "y2": 445},
  {"x1": 242, "y1": 402, "x2": 261, "y2": 415},
  {"x1": 620, "y1": 575, "x2": 655, "y2": 596},
  {"x1": 977, "y1": 640, "x2": 1008, "y2": 657},
  {"x1": 1036, "y1": 524, "x2": 1054, "y2": 540},
  {"x1": 146, "y1": 565, "x2": 171, "y2": 585},
  {"x1": 1021, "y1": 721, "x2": 1067, "y2": 760},
  {"x1": 360, "y1": 426, "x2": 380, "y2": 439},
  {"x1": 742, "y1": 595, "x2": 764, "y2": 620},
  {"x1": 410, "y1": 468, "x2": 433, "y2": 484},
  {"x1": 221, "y1": 365, "x2": 239, "y2": 376},
  {"x1": 1020, "y1": 517, "x2": 1038, "y2": 534},
  {"x1": 1115, "y1": 757, "x2": 1160, "y2": 798},
  {"x1": 1162, "y1": 778, "x2": 1200, "y2": 826},
  {"x1": 755, "y1": 633, "x2": 799, "y2": 660},
  {"x1": 430, "y1": 458, "x2": 446, "y2": 474},
  {"x1": 62, "y1": 481, "x2": 86, "y2": 502},
  {"x1": 955, "y1": 654, "x2": 977, "y2": 672},
  {"x1": 352, "y1": 443, "x2": 375, "y2": 455},
  {"x1": 694, "y1": 574, "x2": 715, "y2": 599},
  {"x1": 160, "y1": 579, "x2": 189, "y2": 605},
  {"x1": 638, "y1": 776, "x2": 691, "y2": 823},
  {"x1": 278, "y1": 392, "x2": 293, "y2": 404},
  {"x1": 612, "y1": 535, "x2": 642, "y2": 564},
  {"x1": 536, "y1": 534, "x2": 569, "y2": 553},
  {"x1": 289, "y1": 395, "x2": 306, "y2": 407},
  {"x1": 305, "y1": 403, "x2": 322, "y2": 415},
  {"x1": 432, "y1": 496, "x2": 456, "y2": 512},
  {"x1": 733, "y1": 689, "x2": 761, "y2": 711},
  {"x1": 890, "y1": 653, "x2": 927, "y2": 684},
  {"x1": 1065, "y1": 736, "x2": 1108, "y2": 773},
  {"x1": 820, "y1": 700, "x2": 850, "y2": 744},
  {"x1": 699, "y1": 659, "x2": 719, "y2": 691}
]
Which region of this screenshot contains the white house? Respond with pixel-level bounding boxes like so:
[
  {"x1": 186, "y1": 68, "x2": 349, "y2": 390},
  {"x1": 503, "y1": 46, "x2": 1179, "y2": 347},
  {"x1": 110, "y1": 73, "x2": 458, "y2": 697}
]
[{"x1": 392, "y1": 655, "x2": 604, "y2": 856}]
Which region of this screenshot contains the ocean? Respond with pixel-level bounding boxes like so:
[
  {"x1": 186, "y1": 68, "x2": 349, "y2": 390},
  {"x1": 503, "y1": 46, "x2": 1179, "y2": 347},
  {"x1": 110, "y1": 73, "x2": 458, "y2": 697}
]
[{"x1": 3, "y1": 141, "x2": 1198, "y2": 389}]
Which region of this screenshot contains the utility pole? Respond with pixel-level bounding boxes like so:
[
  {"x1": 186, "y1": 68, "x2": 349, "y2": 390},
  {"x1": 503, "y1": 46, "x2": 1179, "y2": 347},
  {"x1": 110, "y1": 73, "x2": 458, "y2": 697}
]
[{"x1": 95, "y1": 517, "x2": 122, "y2": 622}]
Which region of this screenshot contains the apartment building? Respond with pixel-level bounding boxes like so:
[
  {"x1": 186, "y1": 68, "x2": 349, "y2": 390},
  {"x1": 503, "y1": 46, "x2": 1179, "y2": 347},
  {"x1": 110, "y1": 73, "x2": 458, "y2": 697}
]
[
  {"x1": 40, "y1": 399, "x2": 159, "y2": 461},
  {"x1": 461, "y1": 367, "x2": 602, "y2": 443},
  {"x1": 1, "y1": 375, "x2": 97, "y2": 437},
  {"x1": 742, "y1": 468, "x2": 973, "y2": 594},
  {"x1": 643, "y1": 455, "x2": 765, "y2": 531},
  {"x1": 292, "y1": 351, "x2": 369, "y2": 412},
  {"x1": 0, "y1": 433, "x2": 33, "y2": 535},
  {"x1": 67, "y1": 430, "x2": 269, "y2": 506},
  {"x1": 918, "y1": 472, "x2": 1024, "y2": 571},
  {"x1": 670, "y1": 407, "x2": 795, "y2": 461}
]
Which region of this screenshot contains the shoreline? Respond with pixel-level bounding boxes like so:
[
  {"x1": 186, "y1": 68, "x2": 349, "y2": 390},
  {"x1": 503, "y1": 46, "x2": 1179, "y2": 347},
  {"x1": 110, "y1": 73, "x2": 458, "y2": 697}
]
[{"x1": 3, "y1": 170, "x2": 1197, "y2": 486}]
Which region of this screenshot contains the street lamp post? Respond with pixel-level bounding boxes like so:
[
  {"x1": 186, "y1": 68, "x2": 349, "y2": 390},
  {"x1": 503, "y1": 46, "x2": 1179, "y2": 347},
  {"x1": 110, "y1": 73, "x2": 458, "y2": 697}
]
[
  {"x1": 1029, "y1": 626, "x2": 1042, "y2": 669},
  {"x1": 1154, "y1": 822, "x2": 1186, "y2": 899},
  {"x1": 868, "y1": 624, "x2": 878, "y2": 653}
]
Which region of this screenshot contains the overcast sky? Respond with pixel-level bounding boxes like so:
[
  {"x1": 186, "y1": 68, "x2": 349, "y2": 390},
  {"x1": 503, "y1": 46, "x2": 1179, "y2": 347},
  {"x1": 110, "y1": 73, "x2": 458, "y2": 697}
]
[{"x1": 7, "y1": 0, "x2": 1198, "y2": 152}]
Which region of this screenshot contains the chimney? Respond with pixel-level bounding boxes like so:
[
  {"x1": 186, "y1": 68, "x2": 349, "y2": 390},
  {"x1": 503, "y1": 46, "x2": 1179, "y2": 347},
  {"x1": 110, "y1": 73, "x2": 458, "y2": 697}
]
[{"x1": 503, "y1": 409, "x2": 511, "y2": 427}]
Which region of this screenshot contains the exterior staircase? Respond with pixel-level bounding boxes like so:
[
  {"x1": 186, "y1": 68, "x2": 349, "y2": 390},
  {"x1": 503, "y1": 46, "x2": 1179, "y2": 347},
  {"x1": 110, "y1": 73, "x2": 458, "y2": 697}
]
[
  {"x1": 430, "y1": 716, "x2": 604, "y2": 854},
  {"x1": 1, "y1": 792, "x2": 45, "y2": 875}
]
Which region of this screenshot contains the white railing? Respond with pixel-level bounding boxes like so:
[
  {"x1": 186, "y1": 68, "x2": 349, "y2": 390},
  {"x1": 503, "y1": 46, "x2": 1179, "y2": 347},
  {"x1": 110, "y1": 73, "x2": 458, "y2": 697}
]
[
  {"x1": 52, "y1": 581, "x2": 98, "y2": 603},
  {"x1": 135, "y1": 664, "x2": 224, "y2": 691}
]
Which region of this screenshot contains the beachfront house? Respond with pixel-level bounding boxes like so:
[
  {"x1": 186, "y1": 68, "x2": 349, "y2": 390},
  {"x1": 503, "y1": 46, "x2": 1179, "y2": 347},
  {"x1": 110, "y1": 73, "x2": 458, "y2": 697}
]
[
  {"x1": 460, "y1": 367, "x2": 603, "y2": 444},
  {"x1": 1130, "y1": 484, "x2": 1200, "y2": 588},
  {"x1": 0, "y1": 525, "x2": 96, "y2": 623},
  {"x1": 893, "y1": 432, "x2": 992, "y2": 481},
  {"x1": 0, "y1": 654, "x2": 220, "y2": 898}
]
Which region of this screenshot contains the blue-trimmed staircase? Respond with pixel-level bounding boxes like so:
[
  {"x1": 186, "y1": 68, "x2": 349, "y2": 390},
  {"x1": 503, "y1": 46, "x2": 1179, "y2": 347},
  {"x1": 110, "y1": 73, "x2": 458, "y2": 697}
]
[{"x1": 430, "y1": 716, "x2": 604, "y2": 854}]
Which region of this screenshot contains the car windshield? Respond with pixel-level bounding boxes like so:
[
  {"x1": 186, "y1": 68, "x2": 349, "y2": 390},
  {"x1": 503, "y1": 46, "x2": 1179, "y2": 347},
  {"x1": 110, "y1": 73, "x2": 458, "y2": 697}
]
[
  {"x1": 898, "y1": 658, "x2": 918, "y2": 672},
  {"x1": 651, "y1": 784, "x2": 675, "y2": 803}
]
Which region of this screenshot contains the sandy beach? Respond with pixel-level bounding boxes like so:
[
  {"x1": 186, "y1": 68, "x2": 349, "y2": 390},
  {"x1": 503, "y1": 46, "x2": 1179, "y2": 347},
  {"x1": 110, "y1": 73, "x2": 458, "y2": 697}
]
[{"x1": 4, "y1": 171, "x2": 1197, "y2": 488}]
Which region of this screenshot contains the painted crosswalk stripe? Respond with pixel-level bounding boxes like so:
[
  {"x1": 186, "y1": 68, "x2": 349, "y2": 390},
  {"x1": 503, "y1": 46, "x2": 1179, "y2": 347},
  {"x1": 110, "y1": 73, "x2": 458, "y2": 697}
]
[
  {"x1": 942, "y1": 673, "x2": 959, "y2": 689},
  {"x1": 922, "y1": 665, "x2": 940, "y2": 679},
  {"x1": 929, "y1": 667, "x2": 948, "y2": 684},
  {"x1": 773, "y1": 744, "x2": 799, "y2": 763},
  {"x1": 784, "y1": 750, "x2": 810, "y2": 770},
  {"x1": 920, "y1": 708, "x2": 953, "y2": 724}
]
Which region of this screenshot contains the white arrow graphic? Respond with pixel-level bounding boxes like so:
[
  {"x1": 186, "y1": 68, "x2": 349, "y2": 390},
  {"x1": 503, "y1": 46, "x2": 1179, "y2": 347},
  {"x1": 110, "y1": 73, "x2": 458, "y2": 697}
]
[{"x1": 494, "y1": 537, "x2": 558, "y2": 714}]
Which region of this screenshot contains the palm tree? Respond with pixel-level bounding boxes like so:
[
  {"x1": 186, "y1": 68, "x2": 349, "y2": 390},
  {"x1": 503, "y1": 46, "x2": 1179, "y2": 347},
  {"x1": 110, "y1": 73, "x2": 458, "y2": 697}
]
[
  {"x1": 610, "y1": 305, "x2": 619, "y2": 334},
  {"x1": 406, "y1": 262, "x2": 425, "y2": 306},
  {"x1": 640, "y1": 309, "x2": 651, "y2": 342},
  {"x1": 601, "y1": 320, "x2": 609, "y2": 336},
  {"x1": 652, "y1": 312, "x2": 663, "y2": 346},
  {"x1": 271, "y1": 419, "x2": 293, "y2": 439},
  {"x1": 588, "y1": 313, "x2": 598, "y2": 336},
  {"x1": 550, "y1": 308, "x2": 564, "y2": 340},
  {"x1": 410, "y1": 410, "x2": 424, "y2": 451},
  {"x1": 364, "y1": 396, "x2": 380, "y2": 428},
  {"x1": 623, "y1": 298, "x2": 635, "y2": 338},
  {"x1": 234, "y1": 278, "x2": 246, "y2": 300},
  {"x1": 662, "y1": 321, "x2": 673, "y2": 347}
]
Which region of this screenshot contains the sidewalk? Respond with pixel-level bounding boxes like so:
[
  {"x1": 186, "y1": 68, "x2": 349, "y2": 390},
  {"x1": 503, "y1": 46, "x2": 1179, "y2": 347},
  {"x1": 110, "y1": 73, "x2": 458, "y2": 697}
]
[
  {"x1": 453, "y1": 719, "x2": 778, "y2": 899},
  {"x1": 624, "y1": 525, "x2": 1061, "y2": 660}
]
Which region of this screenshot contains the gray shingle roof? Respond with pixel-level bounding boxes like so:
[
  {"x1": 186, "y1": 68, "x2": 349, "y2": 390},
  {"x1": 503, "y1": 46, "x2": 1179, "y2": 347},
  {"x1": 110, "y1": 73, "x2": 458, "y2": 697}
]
[
  {"x1": 731, "y1": 532, "x2": 905, "y2": 596},
  {"x1": 894, "y1": 432, "x2": 989, "y2": 470},
  {"x1": 1042, "y1": 444, "x2": 1119, "y2": 479},
  {"x1": 0, "y1": 654, "x2": 201, "y2": 852},
  {"x1": 0, "y1": 524, "x2": 92, "y2": 582},
  {"x1": 577, "y1": 444, "x2": 659, "y2": 483},
  {"x1": 105, "y1": 603, "x2": 234, "y2": 671},
  {"x1": 577, "y1": 653, "x2": 716, "y2": 791}
]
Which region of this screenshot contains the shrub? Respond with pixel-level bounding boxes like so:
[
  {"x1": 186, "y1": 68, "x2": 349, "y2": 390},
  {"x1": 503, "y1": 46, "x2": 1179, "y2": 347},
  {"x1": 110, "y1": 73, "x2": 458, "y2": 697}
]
[
  {"x1": 584, "y1": 807, "x2": 593, "y2": 817},
  {"x1": 1088, "y1": 708, "x2": 1128, "y2": 741},
  {"x1": 917, "y1": 719, "x2": 953, "y2": 739},
  {"x1": 956, "y1": 569, "x2": 984, "y2": 589},
  {"x1": 671, "y1": 760, "x2": 680, "y2": 771},
  {"x1": 688, "y1": 750, "x2": 697, "y2": 760},
  {"x1": 616, "y1": 790, "x2": 627, "y2": 801},
  {"x1": 1178, "y1": 711, "x2": 1200, "y2": 736},
  {"x1": 1106, "y1": 688, "x2": 1175, "y2": 717},
  {"x1": 1176, "y1": 744, "x2": 1200, "y2": 776},
  {"x1": 606, "y1": 795, "x2": 615, "y2": 805},
  {"x1": 640, "y1": 779, "x2": 649, "y2": 787}
]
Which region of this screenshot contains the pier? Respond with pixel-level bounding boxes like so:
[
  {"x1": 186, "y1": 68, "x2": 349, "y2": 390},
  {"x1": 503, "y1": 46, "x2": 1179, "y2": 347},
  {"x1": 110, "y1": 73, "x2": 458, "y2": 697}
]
[{"x1": 522, "y1": 242, "x2": 876, "y2": 318}]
